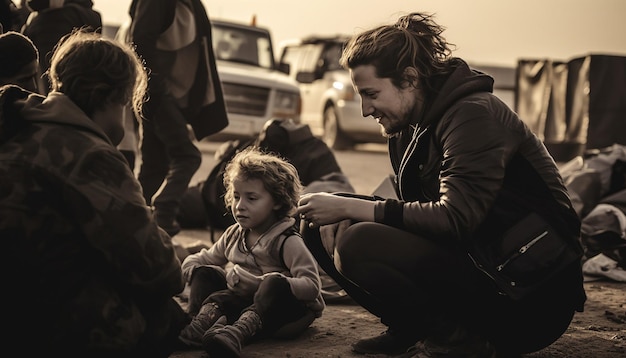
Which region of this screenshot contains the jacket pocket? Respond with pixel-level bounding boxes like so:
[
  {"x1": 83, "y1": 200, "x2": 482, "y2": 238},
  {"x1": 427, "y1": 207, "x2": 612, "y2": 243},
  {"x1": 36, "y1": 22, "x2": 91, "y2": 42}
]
[{"x1": 469, "y1": 212, "x2": 582, "y2": 300}]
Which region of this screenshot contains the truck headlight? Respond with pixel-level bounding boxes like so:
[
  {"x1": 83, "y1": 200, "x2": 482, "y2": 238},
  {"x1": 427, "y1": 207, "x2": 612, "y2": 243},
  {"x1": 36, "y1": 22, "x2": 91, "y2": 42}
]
[{"x1": 272, "y1": 90, "x2": 301, "y2": 118}]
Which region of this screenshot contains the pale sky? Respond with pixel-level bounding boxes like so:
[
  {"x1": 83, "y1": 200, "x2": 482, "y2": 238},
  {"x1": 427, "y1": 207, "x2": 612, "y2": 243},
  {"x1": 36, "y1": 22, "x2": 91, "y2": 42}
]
[{"x1": 93, "y1": 0, "x2": 626, "y2": 67}]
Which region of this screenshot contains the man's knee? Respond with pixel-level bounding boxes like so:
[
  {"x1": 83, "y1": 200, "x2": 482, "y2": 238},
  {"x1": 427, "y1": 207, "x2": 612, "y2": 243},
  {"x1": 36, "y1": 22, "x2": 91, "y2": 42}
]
[{"x1": 335, "y1": 222, "x2": 372, "y2": 257}]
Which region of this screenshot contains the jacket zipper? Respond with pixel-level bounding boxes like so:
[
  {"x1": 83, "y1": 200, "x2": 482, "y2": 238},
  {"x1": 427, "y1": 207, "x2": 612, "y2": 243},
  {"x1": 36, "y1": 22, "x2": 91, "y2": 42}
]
[
  {"x1": 467, "y1": 252, "x2": 507, "y2": 295},
  {"x1": 496, "y1": 230, "x2": 548, "y2": 272},
  {"x1": 397, "y1": 125, "x2": 429, "y2": 199}
]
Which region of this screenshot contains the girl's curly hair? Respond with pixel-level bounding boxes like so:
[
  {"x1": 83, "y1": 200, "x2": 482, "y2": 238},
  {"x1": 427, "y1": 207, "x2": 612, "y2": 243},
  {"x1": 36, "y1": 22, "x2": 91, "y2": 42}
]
[{"x1": 223, "y1": 146, "x2": 303, "y2": 219}]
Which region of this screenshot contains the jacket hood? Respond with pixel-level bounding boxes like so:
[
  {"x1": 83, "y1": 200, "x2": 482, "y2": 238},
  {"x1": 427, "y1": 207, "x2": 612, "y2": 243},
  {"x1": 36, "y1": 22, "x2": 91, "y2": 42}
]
[
  {"x1": 62, "y1": 0, "x2": 101, "y2": 24},
  {"x1": 237, "y1": 216, "x2": 297, "y2": 239},
  {"x1": 232, "y1": 216, "x2": 297, "y2": 243},
  {"x1": 265, "y1": 216, "x2": 297, "y2": 238},
  {"x1": 420, "y1": 58, "x2": 494, "y2": 128},
  {"x1": 63, "y1": 0, "x2": 95, "y2": 7},
  {"x1": 0, "y1": 85, "x2": 110, "y2": 145}
]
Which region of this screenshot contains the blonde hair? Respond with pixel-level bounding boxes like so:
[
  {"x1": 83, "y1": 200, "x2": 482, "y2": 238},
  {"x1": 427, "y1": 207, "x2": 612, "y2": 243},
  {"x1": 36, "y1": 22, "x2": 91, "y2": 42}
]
[
  {"x1": 48, "y1": 29, "x2": 148, "y2": 119},
  {"x1": 223, "y1": 147, "x2": 303, "y2": 218}
]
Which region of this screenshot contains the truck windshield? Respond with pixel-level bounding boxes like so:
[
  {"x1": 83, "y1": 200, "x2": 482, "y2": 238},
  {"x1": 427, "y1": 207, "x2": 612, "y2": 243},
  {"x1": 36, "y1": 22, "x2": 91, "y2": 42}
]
[{"x1": 212, "y1": 24, "x2": 274, "y2": 70}]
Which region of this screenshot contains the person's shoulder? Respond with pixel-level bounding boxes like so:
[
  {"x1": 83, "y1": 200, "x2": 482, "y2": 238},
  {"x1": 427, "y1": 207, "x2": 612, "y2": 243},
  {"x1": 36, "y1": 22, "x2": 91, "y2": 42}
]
[
  {"x1": 220, "y1": 222, "x2": 244, "y2": 240},
  {"x1": 441, "y1": 93, "x2": 506, "y2": 125},
  {"x1": 281, "y1": 228, "x2": 305, "y2": 249},
  {"x1": 282, "y1": 223, "x2": 301, "y2": 236}
]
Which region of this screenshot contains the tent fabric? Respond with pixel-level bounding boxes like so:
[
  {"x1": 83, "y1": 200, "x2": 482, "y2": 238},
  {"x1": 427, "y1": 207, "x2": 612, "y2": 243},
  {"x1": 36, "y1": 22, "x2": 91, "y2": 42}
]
[{"x1": 515, "y1": 54, "x2": 626, "y2": 162}]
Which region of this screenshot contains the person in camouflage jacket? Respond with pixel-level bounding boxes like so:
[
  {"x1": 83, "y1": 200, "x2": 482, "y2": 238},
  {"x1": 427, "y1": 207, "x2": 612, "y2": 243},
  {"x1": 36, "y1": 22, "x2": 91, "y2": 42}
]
[{"x1": 0, "y1": 30, "x2": 189, "y2": 357}]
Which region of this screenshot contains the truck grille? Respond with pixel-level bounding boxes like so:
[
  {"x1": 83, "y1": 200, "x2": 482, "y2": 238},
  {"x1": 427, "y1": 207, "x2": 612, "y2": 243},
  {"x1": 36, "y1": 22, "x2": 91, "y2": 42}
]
[{"x1": 221, "y1": 82, "x2": 269, "y2": 117}]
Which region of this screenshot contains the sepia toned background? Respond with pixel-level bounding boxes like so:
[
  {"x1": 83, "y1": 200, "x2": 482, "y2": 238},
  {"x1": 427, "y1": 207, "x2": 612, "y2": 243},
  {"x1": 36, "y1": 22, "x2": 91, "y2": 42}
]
[{"x1": 95, "y1": 0, "x2": 626, "y2": 67}]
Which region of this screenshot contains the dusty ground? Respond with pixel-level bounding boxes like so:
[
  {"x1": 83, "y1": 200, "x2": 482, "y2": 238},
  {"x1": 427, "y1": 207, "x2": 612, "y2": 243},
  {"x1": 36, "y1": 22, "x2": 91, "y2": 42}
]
[
  {"x1": 169, "y1": 141, "x2": 626, "y2": 357},
  {"x1": 172, "y1": 231, "x2": 625, "y2": 358}
]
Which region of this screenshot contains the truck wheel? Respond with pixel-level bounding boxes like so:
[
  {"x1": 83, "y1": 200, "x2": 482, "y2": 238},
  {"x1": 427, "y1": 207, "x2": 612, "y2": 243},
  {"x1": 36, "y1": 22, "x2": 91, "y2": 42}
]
[{"x1": 323, "y1": 105, "x2": 352, "y2": 150}]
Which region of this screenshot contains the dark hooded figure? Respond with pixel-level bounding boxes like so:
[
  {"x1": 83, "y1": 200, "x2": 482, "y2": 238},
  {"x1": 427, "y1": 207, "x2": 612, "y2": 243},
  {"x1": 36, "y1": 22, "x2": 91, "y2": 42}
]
[{"x1": 21, "y1": 0, "x2": 102, "y2": 94}]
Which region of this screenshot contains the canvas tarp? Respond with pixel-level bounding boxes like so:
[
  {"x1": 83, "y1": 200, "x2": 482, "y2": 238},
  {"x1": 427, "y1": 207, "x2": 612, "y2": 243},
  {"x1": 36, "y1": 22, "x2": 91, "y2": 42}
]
[{"x1": 516, "y1": 54, "x2": 626, "y2": 162}]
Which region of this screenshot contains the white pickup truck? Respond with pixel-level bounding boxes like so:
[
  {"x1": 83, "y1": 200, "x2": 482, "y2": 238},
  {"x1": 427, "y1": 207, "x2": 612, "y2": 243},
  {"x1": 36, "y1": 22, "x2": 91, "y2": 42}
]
[
  {"x1": 208, "y1": 19, "x2": 301, "y2": 141},
  {"x1": 106, "y1": 18, "x2": 301, "y2": 142}
]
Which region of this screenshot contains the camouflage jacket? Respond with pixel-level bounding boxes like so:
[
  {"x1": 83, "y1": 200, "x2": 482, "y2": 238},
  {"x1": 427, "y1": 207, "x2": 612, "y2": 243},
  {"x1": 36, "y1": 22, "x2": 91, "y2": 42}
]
[{"x1": 0, "y1": 85, "x2": 185, "y2": 352}]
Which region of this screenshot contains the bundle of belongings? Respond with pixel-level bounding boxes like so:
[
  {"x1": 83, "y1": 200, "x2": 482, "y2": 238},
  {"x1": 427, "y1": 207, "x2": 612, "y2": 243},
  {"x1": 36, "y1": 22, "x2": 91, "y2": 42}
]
[
  {"x1": 559, "y1": 143, "x2": 626, "y2": 282},
  {"x1": 177, "y1": 118, "x2": 355, "y2": 301}
]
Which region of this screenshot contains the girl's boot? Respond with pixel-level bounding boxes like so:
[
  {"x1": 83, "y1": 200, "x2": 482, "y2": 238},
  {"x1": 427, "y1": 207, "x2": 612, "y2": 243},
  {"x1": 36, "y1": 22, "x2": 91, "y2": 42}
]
[
  {"x1": 202, "y1": 310, "x2": 262, "y2": 358},
  {"x1": 178, "y1": 302, "x2": 222, "y2": 347}
]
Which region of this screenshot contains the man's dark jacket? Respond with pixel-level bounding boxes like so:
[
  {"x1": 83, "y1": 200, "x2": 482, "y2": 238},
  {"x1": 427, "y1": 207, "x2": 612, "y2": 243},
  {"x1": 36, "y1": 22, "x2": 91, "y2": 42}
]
[{"x1": 379, "y1": 59, "x2": 586, "y2": 310}]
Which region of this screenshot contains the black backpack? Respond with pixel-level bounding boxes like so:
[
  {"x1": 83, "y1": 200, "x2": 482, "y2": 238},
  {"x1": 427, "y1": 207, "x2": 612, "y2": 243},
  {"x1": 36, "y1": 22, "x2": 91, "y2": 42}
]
[
  {"x1": 200, "y1": 137, "x2": 255, "y2": 231},
  {"x1": 177, "y1": 118, "x2": 345, "y2": 237}
]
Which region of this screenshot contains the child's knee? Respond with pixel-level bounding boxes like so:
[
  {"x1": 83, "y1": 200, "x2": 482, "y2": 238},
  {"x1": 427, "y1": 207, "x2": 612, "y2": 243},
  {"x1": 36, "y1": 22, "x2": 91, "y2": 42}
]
[
  {"x1": 255, "y1": 275, "x2": 292, "y2": 308},
  {"x1": 190, "y1": 265, "x2": 226, "y2": 284},
  {"x1": 254, "y1": 275, "x2": 308, "y2": 331}
]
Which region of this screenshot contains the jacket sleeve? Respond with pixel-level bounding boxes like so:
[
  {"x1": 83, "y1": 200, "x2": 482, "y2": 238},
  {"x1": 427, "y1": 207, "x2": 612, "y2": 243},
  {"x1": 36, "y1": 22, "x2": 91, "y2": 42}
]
[
  {"x1": 71, "y1": 147, "x2": 184, "y2": 300},
  {"x1": 281, "y1": 235, "x2": 322, "y2": 301},
  {"x1": 181, "y1": 226, "x2": 233, "y2": 281},
  {"x1": 128, "y1": 0, "x2": 177, "y2": 97}
]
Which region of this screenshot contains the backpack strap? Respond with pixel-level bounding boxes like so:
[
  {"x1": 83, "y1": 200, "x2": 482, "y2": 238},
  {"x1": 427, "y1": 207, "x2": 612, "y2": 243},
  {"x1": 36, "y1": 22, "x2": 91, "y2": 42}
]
[{"x1": 277, "y1": 225, "x2": 301, "y2": 270}]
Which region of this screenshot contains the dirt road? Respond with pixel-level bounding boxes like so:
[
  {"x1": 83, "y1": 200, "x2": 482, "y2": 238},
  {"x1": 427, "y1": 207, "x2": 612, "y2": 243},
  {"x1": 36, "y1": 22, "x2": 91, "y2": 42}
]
[{"x1": 171, "y1": 140, "x2": 625, "y2": 357}]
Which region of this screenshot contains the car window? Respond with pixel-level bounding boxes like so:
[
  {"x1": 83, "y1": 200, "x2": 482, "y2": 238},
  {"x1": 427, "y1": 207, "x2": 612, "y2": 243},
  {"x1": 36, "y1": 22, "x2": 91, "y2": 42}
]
[
  {"x1": 212, "y1": 25, "x2": 273, "y2": 69},
  {"x1": 280, "y1": 44, "x2": 324, "y2": 76},
  {"x1": 280, "y1": 46, "x2": 304, "y2": 75},
  {"x1": 301, "y1": 44, "x2": 323, "y2": 71}
]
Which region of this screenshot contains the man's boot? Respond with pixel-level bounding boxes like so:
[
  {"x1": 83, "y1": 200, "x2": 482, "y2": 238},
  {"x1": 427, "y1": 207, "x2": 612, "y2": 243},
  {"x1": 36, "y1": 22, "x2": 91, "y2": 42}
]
[
  {"x1": 202, "y1": 310, "x2": 263, "y2": 358},
  {"x1": 352, "y1": 328, "x2": 421, "y2": 355},
  {"x1": 399, "y1": 323, "x2": 496, "y2": 358},
  {"x1": 178, "y1": 302, "x2": 222, "y2": 347}
]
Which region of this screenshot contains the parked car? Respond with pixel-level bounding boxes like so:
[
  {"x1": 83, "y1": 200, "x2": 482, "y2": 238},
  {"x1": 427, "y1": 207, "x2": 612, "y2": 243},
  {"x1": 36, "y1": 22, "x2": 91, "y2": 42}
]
[
  {"x1": 278, "y1": 35, "x2": 385, "y2": 150},
  {"x1": 106, "y1": 19, "x2": 301, "y2": 142},
  {"x1": 208, "y1": 19, "x2": 301, "y2": 141}
]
